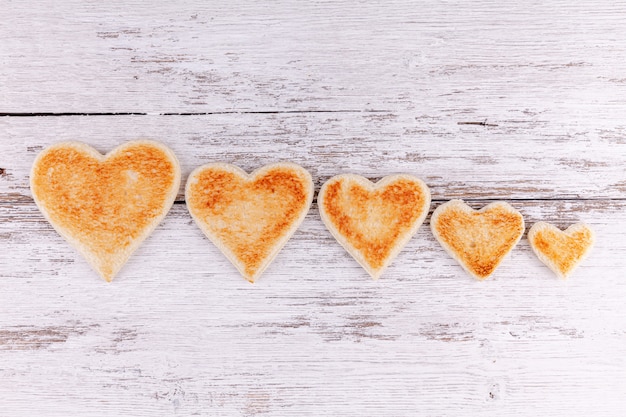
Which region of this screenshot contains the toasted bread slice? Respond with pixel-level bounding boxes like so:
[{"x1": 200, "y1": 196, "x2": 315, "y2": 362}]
[
  {"x1": 431, "y1": 200, "x2": 524, "y2": 280},
  {"x1": 318, "y1": 174, "x2": 431, "y2": 279},
  {"x1": 30, "y1": 140, "x2": 181, "y2": 282},
  {"x1": 528, "y1": 222, "x2": 594, "y2": 279},
  {"x1": 186, "y1": 163, "x2": 313, "y2": 283}
]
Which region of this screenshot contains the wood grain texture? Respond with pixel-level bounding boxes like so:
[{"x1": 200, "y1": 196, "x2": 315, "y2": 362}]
[
  {"x1": 1, "y1": 199, "x2": 625, "y2": 416},
  {"x1": 3, "y1": 0, "x2": 626, "y2": 115},
  {"x1": 2, "y1": 1, "x2": 626, "y2": 415},
  {"x1": 1, "y1": 113, "x2": 625, "y2": 201}
]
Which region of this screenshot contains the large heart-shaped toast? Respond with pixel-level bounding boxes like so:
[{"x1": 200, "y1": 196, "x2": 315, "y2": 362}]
[
  {"x1": 318, "y1": 174, "x2": 431, "y2": 279},
  {"x1": 528, "y1": 222, "x2": 594, "y2": 279},
  {"x1": 185, "y1": 163, "x2": 313, "y2": 283},
  {"x1": 30, "y1": 140, "x2": 181, "y2": 282},
  {"x1": 431, "y1": 200, "x2": 524, "y2": 280}
]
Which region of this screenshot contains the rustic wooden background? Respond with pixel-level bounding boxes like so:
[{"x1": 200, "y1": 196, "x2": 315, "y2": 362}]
[{"x1": 2, "y1": 1, "x2": 626, "y2": 415}]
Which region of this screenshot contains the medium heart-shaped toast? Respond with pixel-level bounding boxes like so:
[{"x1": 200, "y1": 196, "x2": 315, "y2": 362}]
[
  {"x1": 431, "y1": 200, "x2": 524, "y2": 280},
  {"x1": 30, "y1": 140, "x2": 181, "y2": 282},
  {"x1": 186, "y1": 163, "x2": 313, "y2": 283},
  {"x1": 528, "y1": 222, "x2": 594, "y2": 279},
  {"x1": 318, "y1": 174, "x2": 431, "y2": 279}
]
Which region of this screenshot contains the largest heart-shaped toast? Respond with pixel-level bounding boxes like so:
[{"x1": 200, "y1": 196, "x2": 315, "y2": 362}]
[
  {"x1": 185, "y1": 163, "x2": 313, "y2": 283},
  {"x1": 318, "y1": 174, "x2": 431, "y2": 279},
  {"x1": 30, "y1": 140, "x2": 181, "y2": 282},
  {"x1": 430, "y1": 200, "x2": 524, "y2": 280}
]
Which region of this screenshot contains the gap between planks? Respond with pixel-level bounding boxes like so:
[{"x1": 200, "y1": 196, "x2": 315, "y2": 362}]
[{"x1": 0, "y1": 110, "x2": 391, "y2": 117}]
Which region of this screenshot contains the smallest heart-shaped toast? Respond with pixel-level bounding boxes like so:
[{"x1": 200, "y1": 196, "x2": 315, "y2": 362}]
[
  {"x1": 431, "y1": 200, "x2": 524, "y2": 280},
  {"x1": 318, "y1": 174, "x2": 431, "y2": 279},
  {"x1": 528, "y1": 222, "x2": 594, "y2": 279},
  {"x1": 186, "y1": 162, "x2": 313, "y2": 283}
]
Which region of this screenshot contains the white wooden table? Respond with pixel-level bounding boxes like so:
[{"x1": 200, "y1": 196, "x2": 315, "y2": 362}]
[{"x1": 2, "y1": 1, "x2": 626, "y2": 415}]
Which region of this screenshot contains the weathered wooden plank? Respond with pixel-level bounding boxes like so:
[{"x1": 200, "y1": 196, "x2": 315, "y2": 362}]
[
  {"x1": 0, "y1": 199, "x2": 624, "y2": 415},
  {"x1": 1, "y1": 113, "x2": 625, "y2": 201},
  {"x1": 3, "y1": 1, "x2": 626, "y2": 114}
]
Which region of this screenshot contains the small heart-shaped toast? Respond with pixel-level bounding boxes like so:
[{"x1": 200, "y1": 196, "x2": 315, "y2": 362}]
[
  {"x1": 431, "y1": 200, "x2": 524, "y2": 280},
  {"x1": 318, "y1": 174, "x2": 431, "y2": 279},
  {"x1": 30, "y1": 140, "x2": 181, "y2": 282},
  {"x1": 528, "y1": 222, "x2": 594, "y2": 279},
  {"x1": 186, "y1": 163, "x2": 313, "y2": 283}
]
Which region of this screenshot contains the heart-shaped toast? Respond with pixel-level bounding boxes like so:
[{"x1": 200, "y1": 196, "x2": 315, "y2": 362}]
[
  {"x1": 528, "y1": 222, "x2": 594, "y2": 279},
  {"x1": 431, "y1": 200, "x2": 524, "y2": 280},
  {"x1": 318, "y1": 174, "x2": 431, "y2": 279},
  {"x1": 30, "y1": 140, "x2": 181, "y2": 282},
  {"x1": 186, "y1": 163, "x2": 313, "y2": 283}
]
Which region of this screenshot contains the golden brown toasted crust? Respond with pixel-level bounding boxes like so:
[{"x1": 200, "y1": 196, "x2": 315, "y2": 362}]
[
  {"x1": 185, "y1": 163, "x2": 313, "y2": 283},
  {"x1": 528, "y1": 222, "x2": 594, "y2": 279},
  {"x1": 430, "y1": 200, "x2": 524, "y2": 280},
  {"x1": 318, "y1": 174, "x2": 431, "y2": 279},
  {"x1": 30, "y1": 140, "x2": 181, "y2": 282}
]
